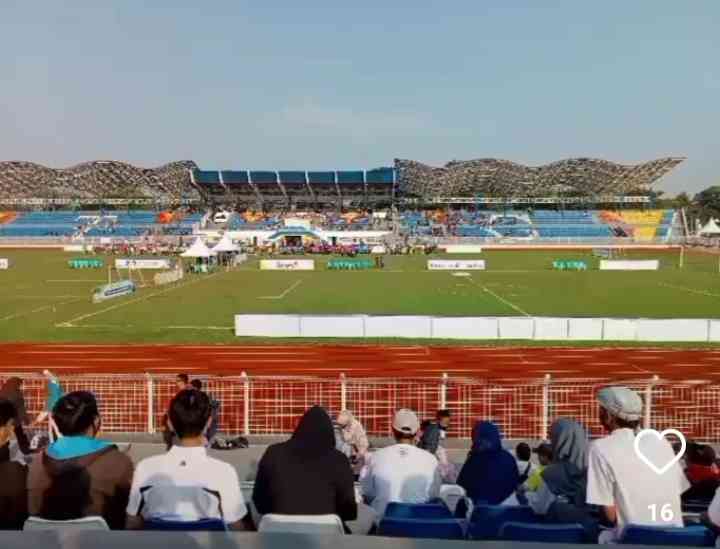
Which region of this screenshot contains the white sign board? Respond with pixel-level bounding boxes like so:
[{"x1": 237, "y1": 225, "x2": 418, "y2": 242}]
[
  {"x1": 260, "y1": 259, "x2": 315, "y2": 271},
  {"x1": 599, "y1": 260, "x2": 659, "y2": 271},
  {"x1": 0, "y1": 258, "x2": 8, "y2": 270},
  {"x1": 428, "y1": 259, "x2": 486, "y2": 270},
  {"x1": 115, "y1": 258, "x2": 172, "y2": 269},
  {"x1": 442, "y1": 245, "x2": 483, "y2": 254}
]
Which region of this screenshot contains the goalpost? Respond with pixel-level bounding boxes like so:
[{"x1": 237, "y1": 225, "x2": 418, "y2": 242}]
[{"x1": 106, "y1": 263, "x2": 149, "y2": 288}]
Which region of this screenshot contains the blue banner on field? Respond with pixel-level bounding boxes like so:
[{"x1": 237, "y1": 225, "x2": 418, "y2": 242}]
[{"x1": 92, "y1": 280, "x2": 136, "y2": 303}]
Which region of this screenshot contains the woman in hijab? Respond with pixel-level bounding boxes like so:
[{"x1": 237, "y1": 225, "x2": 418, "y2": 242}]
[
  {"x1": 0, "y1": 378, "x2": 31, "y2": 454},
  {"x1": 457, "y1": 421, "x2": 519, "y2": 504},
  {"x1": 528, "y1": 418, "x2": 597, "y2": 540},
  {"x1": 253, "y1": 406, "x2": 357, "y2": 524}
]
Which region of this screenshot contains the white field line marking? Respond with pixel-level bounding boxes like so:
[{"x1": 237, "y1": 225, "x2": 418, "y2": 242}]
[
  {"x1": 166, "y1": 325, "x2": 233, "y2": 330},
  {"x1": 465, "y1": 276, "x2": 530, "y2": 317},
  {"x1": 56, "y1": 272, "x2": 220, "y2": 327},
  {"x1": 257, "y1": 279, "x2": 303, "y2": 300},
  {"x1": 0, "y1": 295, "x2": 82, "y2": 300},
  {"x1": 0, "y1": 298, "x2": 83, "y2": 322},
  {"x1": 658, "y1": 282, "x2": 720, "y2": 299},
  {"x1": 46, "y1": 280, "x2": 105, "y2": 283}
]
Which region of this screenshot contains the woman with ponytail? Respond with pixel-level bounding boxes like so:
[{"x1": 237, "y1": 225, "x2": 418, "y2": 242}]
[{"x1": 26, "y1": 391, "x2": 134, "y2": 529}]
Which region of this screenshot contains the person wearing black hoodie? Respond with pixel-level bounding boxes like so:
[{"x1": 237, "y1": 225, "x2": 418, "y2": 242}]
[
  {"x1": 26, "y1": 391, "x2": 134, "y2": 530},
  {"x1": 252, "y1": 406, "x2": 357, "y2": 526}
]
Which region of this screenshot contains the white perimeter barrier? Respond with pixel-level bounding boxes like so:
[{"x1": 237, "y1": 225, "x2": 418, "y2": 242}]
[
  {"x1": 428, "y1": 259, "x2": 486, "y2": 270},
  {"x1": 260, "y1": 259, "x2": 315, "y2": 271},
  {"x1": 0, "y1": 258, "x2": 8, "y2": 270},
  {"x1": 235, "y1": 314, "x2": 720, "y2": 342},
  {"x1": 600, "y1": 260, "x2": 660, "y2": 271}
]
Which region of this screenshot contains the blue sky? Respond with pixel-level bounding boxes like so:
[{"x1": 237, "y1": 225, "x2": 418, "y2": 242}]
[{"x1": 1, "y1": 1, "x2": 718, "y2": 194}]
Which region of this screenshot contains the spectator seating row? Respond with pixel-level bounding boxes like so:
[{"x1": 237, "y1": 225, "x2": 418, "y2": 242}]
[{"x1": 377, "y1": 502, "x2": 716, "y2": 545}]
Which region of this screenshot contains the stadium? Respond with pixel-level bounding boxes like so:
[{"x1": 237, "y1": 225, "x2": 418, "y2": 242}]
[{"x1": 2, "y1": 153, "x2": 720, "y2": 544}]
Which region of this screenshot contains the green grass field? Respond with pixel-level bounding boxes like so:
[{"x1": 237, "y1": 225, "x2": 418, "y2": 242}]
[{"x1": 0, "y1": 248, "x2": 719, "y2": 344}]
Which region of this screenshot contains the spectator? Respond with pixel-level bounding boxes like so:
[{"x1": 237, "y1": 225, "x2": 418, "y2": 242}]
[
  {"x1": 32, "y1": 370, "x2": 64, "y2": 442},
  {"x1": 253, "y1": 406, "x2": 357, "y2": 525},
  {"x1": 0, "y1": 377, "x2": 31, "y2": 455},
  {"x1": 683, "y1": 444, "x2": 720, "y2": 501},
  {"x1": 457, "y1": 421, "x2": 519, "y2": 505},
  {"x1": 361, "y1": 409, "x2": 441, "y2": 518},
  {"x1": 418, "y1": 409, "x2": 454, "y2": 481},
  {"x1": 175, "y1": 374, "x2": 189, "y2": 392},
  {"x1": 27, "y1": 391, "x2": 133, "y2": 530},
  {"x1": 163, "y1": 373, "x2": 191, "y2": 451},
  {"x1": 0, "y1": 399, "x2": 28, "y2": 529},
  {"x1": 336, "y1": 410, "x2": 369, "y2": 474},
  {"x1": 516, "y1": 442, "x2": 534, "y2": 483},
  {"x1": 587, "y1": 387, "x2": 688, "y2": 542},
  {"x1": 190, "y1": 379, "x2": 220, "y2": 445},
  {"x1": 127, "y1": 389, "x2": 249, "y2": 530},
  {"x1": 528, "y1": 418, "x2": 597, "y2": 540},
  {"x1": 526, "y1": 442, "x2": 553, "y2": 492}
]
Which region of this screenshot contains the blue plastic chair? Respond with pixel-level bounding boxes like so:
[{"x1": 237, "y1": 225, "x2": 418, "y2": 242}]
[
  {"x1": 468, "y1": 504, "x2": 540, "y2": 540},
  {"x1": 620, "y1": 524, "x2": 716, "y2": 547},
  {"x1": 378, "y1": 518, "x2": 465, "y2": 540},
  {"x1": 384, "y1": 502, "x2": 452, "y2": 520},
  {"x1": 499, "y1": 522, "x2": 586, "y2": 544},
  {"x1": 143, "y1": 518, "x2": 227, "y2": 531}
]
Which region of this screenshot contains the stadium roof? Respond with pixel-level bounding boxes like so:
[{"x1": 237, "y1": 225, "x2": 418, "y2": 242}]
[{"x1": 394, "y1": 157, "x2": 685, "y2": 198}]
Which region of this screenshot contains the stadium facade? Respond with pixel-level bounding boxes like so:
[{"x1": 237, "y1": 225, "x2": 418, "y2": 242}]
[{"x1": 0, "y1": 157, "x2": 684, "y2": 208}]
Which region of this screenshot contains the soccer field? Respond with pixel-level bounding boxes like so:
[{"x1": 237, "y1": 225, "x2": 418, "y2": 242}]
[{"x1": 0, "y1": 248, "x2": 719, "y2": 344}]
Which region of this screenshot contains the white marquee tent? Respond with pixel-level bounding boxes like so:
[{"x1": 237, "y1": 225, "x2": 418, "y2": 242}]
[
  {"x1": 180, "y1": 237, "x2": 216, "y2": 258},
  {"x1": 212, "y1": 233, "x2": 240, "y2": 253},
  {"x1": 699, "y1": 219, "x2": 720, "y2": 236}
]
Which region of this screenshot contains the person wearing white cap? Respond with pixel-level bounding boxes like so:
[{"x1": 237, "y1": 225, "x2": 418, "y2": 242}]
[
  {"x1": 360, "y1": 409, "x2": 441, "y2": 518},
  {"x1": 586, "y1": 386, "x2": 689, "y2": 543}
]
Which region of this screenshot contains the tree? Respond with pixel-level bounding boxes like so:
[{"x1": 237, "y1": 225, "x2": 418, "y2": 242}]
[{"x1": 694, "y1": 186, "x2": 720, "y2": 222}]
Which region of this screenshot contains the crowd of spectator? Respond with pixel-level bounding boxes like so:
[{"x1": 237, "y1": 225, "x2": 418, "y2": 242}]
[{"x1": 2, "y1": 377, "x2": 720, "y2": 544}]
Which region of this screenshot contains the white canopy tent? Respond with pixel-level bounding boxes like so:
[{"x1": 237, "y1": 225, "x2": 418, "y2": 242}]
[
  {"x1": 212, "y1": 233, "x2": 240, "y2": 253},
  {"x1": 180, "y1": 237, "x2": 216, "y2": 258},
  {"x1": 699, "y1": 219, "x2": 720, "y2": 236}
]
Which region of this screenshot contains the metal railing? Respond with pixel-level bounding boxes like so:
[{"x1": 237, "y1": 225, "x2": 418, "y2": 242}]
[{"x1": 4, "y1": 373, "x2": 720, "y2": 442}]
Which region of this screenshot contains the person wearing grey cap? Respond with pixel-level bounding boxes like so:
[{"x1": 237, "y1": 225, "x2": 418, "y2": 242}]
[
  {"x1": 586, "y1": 386, "x2": 689, "y2": 543},
  {"x1": 360, "y1": 409, "x2": 441, "y2": 519}
]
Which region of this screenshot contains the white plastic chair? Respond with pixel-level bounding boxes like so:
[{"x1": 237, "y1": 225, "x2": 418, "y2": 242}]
[
  {"x1": 258, "y1": 514, "x2": 345, "y2": 535},
  {"x1": 439, "y1": 484, "x2": 466, "y2": 514},
  {"x1": 23, "y1": 516, "x2": 110, "y2": 531}
]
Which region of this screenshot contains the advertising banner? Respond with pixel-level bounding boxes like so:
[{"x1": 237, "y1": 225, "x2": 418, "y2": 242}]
[
  {"x1": 92, "y1": 280, "x2": 136, "y2": 303},
  {"x1": 427, "y1": 259, "x2": 486, "y2": 270},
  {"x1": 260, "y1": 259, "x2": 315, "y2": 271},
  {"x1": 115, "y1": 258, "x2": 172, "y2": 269},
  {"x1": 599, "y1": 260, "x2": 659, "y2": 271},
  {"x1": 0, "y1": 258, "x2": 9, "y2": 270},
  {"x1": 442, "y1": 245, "x2": 483, "y2": 254}
]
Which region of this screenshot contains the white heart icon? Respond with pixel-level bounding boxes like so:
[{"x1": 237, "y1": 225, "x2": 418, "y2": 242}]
[{"x1": 633, "y1": 428, "x2": 686, "y2": 476}]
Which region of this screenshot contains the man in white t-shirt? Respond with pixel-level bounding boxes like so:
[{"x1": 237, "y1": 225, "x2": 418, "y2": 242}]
[
  {"x1": 126, "y1": 390, "x2": 249, "y2": 530},
  {"x1": 586, "y1": 386, "x2": 689, "y2": 543},
  {"x1": 360, "y1": 409, "x2": 441, "y2": 518}
]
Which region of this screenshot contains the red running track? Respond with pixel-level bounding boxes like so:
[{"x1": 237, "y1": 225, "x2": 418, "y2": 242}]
[{"x1": 2, "y1": 343, "x2": 720, "y2": 381}]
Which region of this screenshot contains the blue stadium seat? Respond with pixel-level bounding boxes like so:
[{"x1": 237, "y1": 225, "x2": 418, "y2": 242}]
[
  {"x1": 143, "y1": 518, "x2": 226, "y2": 531},
  {"x1": 377, "y1": 517, "x2": 464, "y2": 540},
  {"x1": 468, "y1": 504, "x2": 540, "y2": 540},
  {"x1": 384, "y1": 502, "x2": 452, "y2": 520},
  {"x1": 499, "y1": 522, "x2": 586, "y2": 544},
  {"x1": 620, "y1": 524, "x2": 715, "y2": 546}
]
